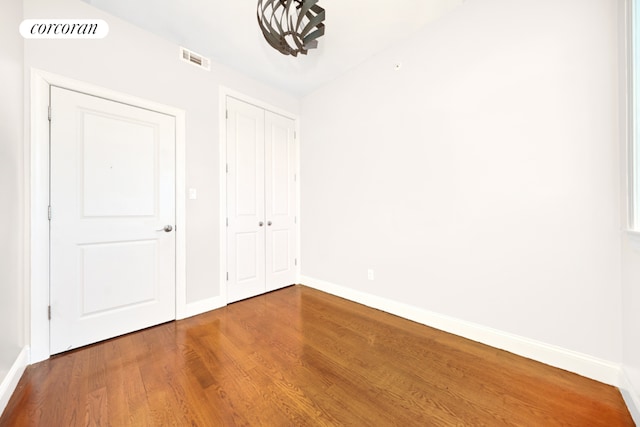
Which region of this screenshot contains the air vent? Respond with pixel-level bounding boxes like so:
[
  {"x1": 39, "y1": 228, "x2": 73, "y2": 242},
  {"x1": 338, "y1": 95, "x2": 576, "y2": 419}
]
[{"x1": 179, "y1": 47, "x2": 210, "y2": 71}]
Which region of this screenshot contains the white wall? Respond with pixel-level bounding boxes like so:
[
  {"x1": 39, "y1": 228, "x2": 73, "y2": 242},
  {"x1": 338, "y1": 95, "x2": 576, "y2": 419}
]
[
  {"x1": 0, "y1": 0, "x2": 26, "y2": 376},
  {"x1": 301, "y1": 0, "x2": 623, "y2": 363},
  {"x1": 23, "y1": 0, "x2": 299, "y2": 306},
  {"x1": 619, "y1": 0, "x2": 640, "y2": 419},
  {"x1": 621, "y1": 237, "x2": 640, "y2": 419},
  {"x1": 621, "y1": 0, "x2": 640, "y2": 407}
]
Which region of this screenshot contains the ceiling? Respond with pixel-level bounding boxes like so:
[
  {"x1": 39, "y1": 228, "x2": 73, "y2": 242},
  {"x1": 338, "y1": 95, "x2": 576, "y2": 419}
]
[{"x1": 84, "y1": 0, "x2": 465, "y2": 96}]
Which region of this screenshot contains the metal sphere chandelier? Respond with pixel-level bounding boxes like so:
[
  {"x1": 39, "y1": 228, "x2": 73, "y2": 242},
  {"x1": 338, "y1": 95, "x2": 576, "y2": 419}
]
[{"x1": 257, "y1": 0, "x2": 325, "y2": 57}]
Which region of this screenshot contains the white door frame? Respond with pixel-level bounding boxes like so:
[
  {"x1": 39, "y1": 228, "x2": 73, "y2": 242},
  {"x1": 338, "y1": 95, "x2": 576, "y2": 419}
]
[
  {"x1": 29, "y1": 69, "x2": 187, "y2": 363},
  {"x1": 219, "y1": 86, "x2": 301, "y2": 304}
]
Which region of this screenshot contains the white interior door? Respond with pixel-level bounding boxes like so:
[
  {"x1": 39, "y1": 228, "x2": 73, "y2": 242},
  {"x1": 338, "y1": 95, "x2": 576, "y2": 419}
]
[
  {"x1": 264, "y1": 111, "x2": 297, "y2": 292},
  {"x1": 226, "y1": 97, "x2": 297, "y2": 303},
  {"x1": 226, "y1": 97, "x2": 266, "y2": 303},
  {"x1": 49, "y1": 86, "x2": 176, "y2": 354}
]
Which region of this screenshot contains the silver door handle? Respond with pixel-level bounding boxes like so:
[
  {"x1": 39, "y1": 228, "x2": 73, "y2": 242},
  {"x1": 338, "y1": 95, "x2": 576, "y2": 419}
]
[{"x1": 156, "y1": 225, "x2": 173, "y2": 232}]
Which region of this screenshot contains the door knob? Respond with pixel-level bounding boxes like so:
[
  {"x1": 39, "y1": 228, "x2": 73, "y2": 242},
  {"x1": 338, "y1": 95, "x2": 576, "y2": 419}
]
[
  {"x1": 156, "y1": 225, "x2": 173, "y2": 232},
  {"x1": 267, "y1": 221, "x2": 272, "y2": 226},
  {"x1": 259, "y1": 221, "x2": 264, "y2": 227}
]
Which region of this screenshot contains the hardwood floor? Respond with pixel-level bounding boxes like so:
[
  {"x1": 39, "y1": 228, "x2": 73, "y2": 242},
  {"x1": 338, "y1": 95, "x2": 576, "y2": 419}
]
[{"x1": 0, "y1": 285, "x2": 634, "y2": 426}]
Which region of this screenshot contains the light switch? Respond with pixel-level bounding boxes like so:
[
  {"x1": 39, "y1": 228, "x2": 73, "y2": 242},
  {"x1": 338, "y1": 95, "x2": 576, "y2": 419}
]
[{"x1": 188, "y1": 188, "x2": 197, "y2": 200}]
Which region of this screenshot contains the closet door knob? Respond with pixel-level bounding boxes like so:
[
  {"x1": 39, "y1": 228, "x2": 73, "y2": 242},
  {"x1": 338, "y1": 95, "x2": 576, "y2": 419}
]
[
  {"x1": 259, "y1": 221, "x2": 264, "y2": 227},
  {"x1": 267, "y1": 221, "x2": 272, "y2": 226}
]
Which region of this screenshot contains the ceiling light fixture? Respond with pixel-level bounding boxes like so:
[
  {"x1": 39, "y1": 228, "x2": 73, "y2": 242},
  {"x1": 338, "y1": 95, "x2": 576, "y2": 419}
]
[{"x1": 257, "y1": 0, "x2": 325, "y2": 57}]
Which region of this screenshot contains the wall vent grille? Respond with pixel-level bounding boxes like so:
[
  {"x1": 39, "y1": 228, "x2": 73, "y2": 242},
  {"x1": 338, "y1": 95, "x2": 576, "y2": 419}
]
[{"x1": 179, "y1": 47, "x2": 211, "y2": 71}]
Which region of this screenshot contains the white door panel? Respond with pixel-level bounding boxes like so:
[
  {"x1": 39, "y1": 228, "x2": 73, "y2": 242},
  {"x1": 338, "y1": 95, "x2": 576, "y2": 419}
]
[
  {"x1": 270, "y1": 229, "x2": 292, "y2": 273},
  {"x1": 226, "y1": 98, "x2": 297, "y2": 302},
  {"x1": 235, "y1": 232, "x2": 260, "y2": 282},
  {"x1": 50, "y1": 86, "x2": 176, "y2": 354},
  {"x1": 80, "y1": 240, "x2": 158, "y2": 314},
  {"x1": 81, "y1": 113, "x2": 157, "y2": 216},
  {"x1": 226, "y1": 97, "x2": 266, "y2": 303},
  {"x1": 264, "y1": 111, "x2": 297, "y2": 292}
]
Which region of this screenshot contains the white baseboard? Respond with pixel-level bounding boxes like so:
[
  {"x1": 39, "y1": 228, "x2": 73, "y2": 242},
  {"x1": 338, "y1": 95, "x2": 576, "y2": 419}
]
[
  {"x1": 300, "y1": 276, "x2": 622, "y2": 387},
  {"x1": 620, "y1": 369, "x2": 640, "y2": 424},
  {"x1": 177, "y1": 296, "x2": 226, "y2": 320},
  {"x1": 0, "y1": 346, "x2": 30, "y2": 418}
]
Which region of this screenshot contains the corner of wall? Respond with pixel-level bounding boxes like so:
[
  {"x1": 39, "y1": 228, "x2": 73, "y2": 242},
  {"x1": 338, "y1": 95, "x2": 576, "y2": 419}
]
[
  {"x1": 620, "y1": 368, "x2": 640, "y2": 424},
  {"x1": 0, "y1": 346, "x2": 30, "y2": 418}
]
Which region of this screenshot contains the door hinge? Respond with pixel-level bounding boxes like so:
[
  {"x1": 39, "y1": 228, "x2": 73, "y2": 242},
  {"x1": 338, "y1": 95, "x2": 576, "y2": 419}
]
[
  {"x1": 226, "y1": 163, "x2": 229, "y2": 173},
  {"x1": 226, "y1": 272, "x2": 229, "y2": 281},
  {"x1": 294, "y1": 216, "x2": 297, "y2": 224},
  {"x1": 294, "y1": 173, "x2": 297, "y2": 182},
  {"x1": 226, "y1": 110, "x2": 228, "y2": 119},
  {"x1": 48, "y1": 305, "x2": 51, "y2": 320},
  {"x1": 294, "y1": 258, "x2": 297, "y2": 266},
  {"x1": 226, "y1": 218, "x2": 229, "y2": 227},
  {"x1": 48, "y1": 206, "x2": 52, "y2": 221},
  {"x1": 48, "y1": 106, "x2": 51, "y2": 122}
]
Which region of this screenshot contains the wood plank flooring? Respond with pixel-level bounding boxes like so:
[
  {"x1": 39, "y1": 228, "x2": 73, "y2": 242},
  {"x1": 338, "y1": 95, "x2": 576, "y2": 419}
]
[{"x1": 0, "y1": 285, "x2": 634, "y2": 426}]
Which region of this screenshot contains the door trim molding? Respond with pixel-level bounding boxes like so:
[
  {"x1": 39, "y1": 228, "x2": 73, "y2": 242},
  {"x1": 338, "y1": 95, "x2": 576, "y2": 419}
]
[
  {"x1": 219, "y1": 86, "x2": 301, "y2": 304},
  {"x1": 29, "y1": 69, "x2": 187, "y2": 362}
]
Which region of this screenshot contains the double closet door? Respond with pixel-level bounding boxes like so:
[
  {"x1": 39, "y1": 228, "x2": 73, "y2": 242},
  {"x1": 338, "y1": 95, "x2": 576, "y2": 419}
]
[{"x1": 226, "y1": 97, "x2": 297, "y2": 303}]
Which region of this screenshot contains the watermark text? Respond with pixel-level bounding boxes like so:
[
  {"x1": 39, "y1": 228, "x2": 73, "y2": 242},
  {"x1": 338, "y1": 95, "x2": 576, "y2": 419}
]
[{"x1": 20, "y1": 19, "x2": 109, "y2": 39}]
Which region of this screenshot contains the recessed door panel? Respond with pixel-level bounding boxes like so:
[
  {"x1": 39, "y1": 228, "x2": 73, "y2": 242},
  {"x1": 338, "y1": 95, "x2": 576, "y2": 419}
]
[
  {"x1": 270, "y1": 229, "x2": 291, "y2": 274},
  {"x1": 82, "y1": 113, "x2": 157, "y2": 217},
  {"x1": 235, "y1": 114, "x2": 260, "y2": 217},
  {"x1": 80, "y1": 241, "x2": 158, "y2": 315},
  {"x1": 235, "y1": 232, "x2": 259, "y2": 283},
  {"x1": 270, "y1": 125, "x2": 291, "y2": 216}
]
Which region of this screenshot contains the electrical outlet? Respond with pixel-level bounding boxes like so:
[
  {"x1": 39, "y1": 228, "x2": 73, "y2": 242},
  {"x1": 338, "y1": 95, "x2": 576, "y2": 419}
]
[{"x1": 367, "y1": 269, "x2": 375, "y2": 280}]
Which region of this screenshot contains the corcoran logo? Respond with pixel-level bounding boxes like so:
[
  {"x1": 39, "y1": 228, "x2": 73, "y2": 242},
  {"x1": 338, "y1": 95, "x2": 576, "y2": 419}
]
[{"x1": 19, "y1": 19, "x2": 109, "y2": 39}]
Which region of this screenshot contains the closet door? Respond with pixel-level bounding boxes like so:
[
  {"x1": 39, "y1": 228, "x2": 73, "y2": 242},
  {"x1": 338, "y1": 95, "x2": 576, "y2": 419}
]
[
  {"x1": 226, "y1": 97, "x2": 297, "y2": 303},
  {"x1": 226, "y1": 98, "x2": 266, "y2": 303},
  {"x1": 264, "y1": 111, "x2": 297, "y2": 292}
]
